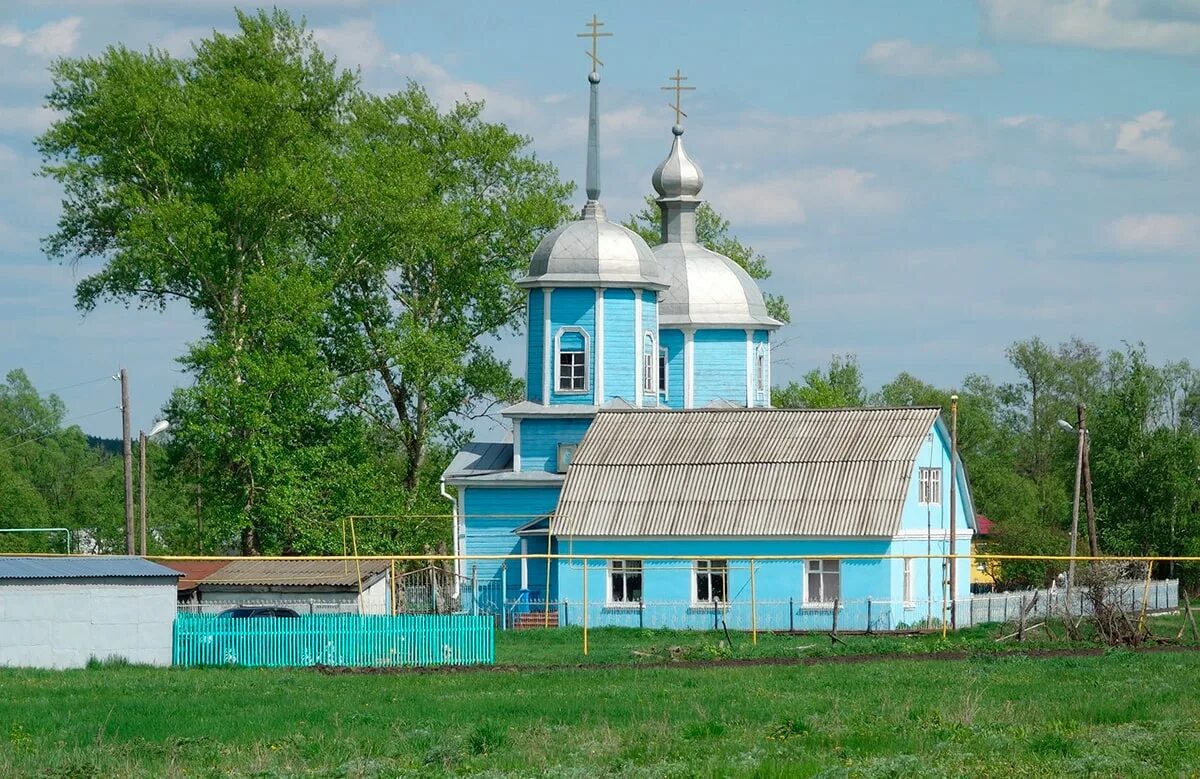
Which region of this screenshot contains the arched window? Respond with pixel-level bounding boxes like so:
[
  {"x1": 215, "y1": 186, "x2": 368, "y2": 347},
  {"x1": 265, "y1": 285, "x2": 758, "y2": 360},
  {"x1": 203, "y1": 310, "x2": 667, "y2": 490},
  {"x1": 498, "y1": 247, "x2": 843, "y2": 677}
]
[
  {"x1": 555, "y1": 327, "x2": 589, "y2": 393},
  {"x1": 755, "y1": 344, "x2": 768, "y2": 402},
  {"x1": 642, "y1": 332, "x2": 656, "y2": 394}
]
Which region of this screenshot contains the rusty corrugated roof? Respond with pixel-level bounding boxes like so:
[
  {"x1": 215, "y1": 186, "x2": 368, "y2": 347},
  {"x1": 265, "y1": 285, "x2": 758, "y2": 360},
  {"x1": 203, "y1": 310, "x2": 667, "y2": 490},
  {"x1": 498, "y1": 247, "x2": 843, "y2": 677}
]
[
  {"x1": 151, "y1": 559, "x2": 230, "y2": 592},
  {"x1": 555, "y1": 407, "x2": 941, "y2": 538},
  {"x1": 197, "y1": 558, "x2": 390, "y2": 588}
]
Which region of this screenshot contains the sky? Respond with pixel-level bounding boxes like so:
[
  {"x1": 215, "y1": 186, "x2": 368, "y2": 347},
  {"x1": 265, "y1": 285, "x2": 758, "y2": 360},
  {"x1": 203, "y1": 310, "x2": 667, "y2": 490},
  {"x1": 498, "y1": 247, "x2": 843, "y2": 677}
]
[{"x1": 1, "y1": 0, "x2": 1198, "y2": 438}]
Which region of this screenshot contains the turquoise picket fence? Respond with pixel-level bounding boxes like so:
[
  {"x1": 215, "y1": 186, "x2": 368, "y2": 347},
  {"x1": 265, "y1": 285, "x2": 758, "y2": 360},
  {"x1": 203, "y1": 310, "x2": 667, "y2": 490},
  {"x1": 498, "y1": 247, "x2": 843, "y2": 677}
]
[{"x1": 173, "y1": 613, "x2": 494, "y2": 668}]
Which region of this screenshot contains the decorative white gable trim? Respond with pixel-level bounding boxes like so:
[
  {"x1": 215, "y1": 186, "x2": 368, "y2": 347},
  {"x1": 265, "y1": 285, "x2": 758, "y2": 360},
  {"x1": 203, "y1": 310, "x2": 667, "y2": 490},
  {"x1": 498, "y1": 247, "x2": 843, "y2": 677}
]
[
  {"x1": 634, "y1": 292, "x2": 643, "y2": 406},
  {"x1": 745, "y1": 329, "x2": 754, "y2": 407},
  {"x1": 683, "y1": 329, "x2": 695, "y2": 408},
  {"x1": 541, "y1": 288, "x2": 552, "y2": 404}
]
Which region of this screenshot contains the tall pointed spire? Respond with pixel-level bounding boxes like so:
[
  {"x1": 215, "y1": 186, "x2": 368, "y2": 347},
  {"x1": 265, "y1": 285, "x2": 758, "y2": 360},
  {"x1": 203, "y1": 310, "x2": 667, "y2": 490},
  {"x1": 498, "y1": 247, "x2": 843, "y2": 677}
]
[{"x1": 577, "y1": 14, "x2": 611, "y2": 218}]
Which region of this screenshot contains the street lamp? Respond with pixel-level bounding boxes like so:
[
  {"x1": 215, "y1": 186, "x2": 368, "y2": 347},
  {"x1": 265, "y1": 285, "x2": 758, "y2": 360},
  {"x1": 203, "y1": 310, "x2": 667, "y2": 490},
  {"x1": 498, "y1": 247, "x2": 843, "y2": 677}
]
[
  {"x1": 1056, "y1": 416, "x2": 1086, "y2": 597},
  {"x1": 139, "y1": 420, "x2": 171, "y2": 556}
]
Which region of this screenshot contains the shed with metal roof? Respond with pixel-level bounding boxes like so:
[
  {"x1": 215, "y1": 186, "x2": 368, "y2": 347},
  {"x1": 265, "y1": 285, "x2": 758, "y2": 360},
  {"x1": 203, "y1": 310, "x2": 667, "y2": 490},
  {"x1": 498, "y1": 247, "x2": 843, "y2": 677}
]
[
  {"x1": 192, "y1": 558, "x2": 393, "y2": 615},
  {"x1": 0, "y1": 556, "x2": 180, "y2": 669}
]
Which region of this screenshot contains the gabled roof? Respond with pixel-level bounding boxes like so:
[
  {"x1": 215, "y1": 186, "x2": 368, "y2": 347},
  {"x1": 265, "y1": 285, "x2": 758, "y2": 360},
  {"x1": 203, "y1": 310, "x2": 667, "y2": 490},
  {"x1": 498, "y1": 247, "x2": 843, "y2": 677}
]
[
  {"x1": 554, "y1": 406, "x2": 943, "y2": 538},
  {"x1": 0, "y1": 556, "x2": 181, "y2": 580},
  {"x1": 198, "y1": 559, "x2": 390, "y2": 589}
]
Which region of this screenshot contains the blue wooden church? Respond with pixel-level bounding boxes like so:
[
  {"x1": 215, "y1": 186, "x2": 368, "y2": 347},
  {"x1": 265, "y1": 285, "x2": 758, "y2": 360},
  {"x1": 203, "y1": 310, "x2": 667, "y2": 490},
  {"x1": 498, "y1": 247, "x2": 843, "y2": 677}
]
[{"x1": 442, "y1": 47, "x2": 975, "y2": 631}]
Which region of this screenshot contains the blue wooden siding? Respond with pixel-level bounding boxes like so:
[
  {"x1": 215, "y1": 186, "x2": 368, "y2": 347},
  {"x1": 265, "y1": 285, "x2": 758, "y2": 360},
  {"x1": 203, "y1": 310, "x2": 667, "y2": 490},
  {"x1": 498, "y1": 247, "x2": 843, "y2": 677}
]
[
  {"x1": 555, "y1": 537, "x2": 894, "y2": 630},
  {"x1": 518, "y1": 417, "x2": 594, "y2": 472},
  {"x1": 897, "y1": 423, "x2": 972, "y2": 535},
  {"x1": 461, "y1": 486, "x2": 561, "y2": 603},
  {"x1": 527, "y1": 292, "x2": 544, "y2": 403},
  {"x1": 691, "y1": 329, "x2": 748, "y2": 407},
  {"x1": 660, "y1": 328, "x2": 684, "y2": 409},
  {"x1": 548, "y1": 289, "x2": 596, "y2": 405},
  {"x1": 602, "y1": 288, "x2": 635, "y2": 403},
  {"x1": 641, "y1": 290, "x2": 659, "y2": 408}
]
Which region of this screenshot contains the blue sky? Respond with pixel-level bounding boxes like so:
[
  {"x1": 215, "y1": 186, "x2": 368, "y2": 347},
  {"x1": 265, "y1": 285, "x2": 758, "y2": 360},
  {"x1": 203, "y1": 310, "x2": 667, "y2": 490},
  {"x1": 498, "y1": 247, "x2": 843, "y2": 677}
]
[{"x1": 2, "y1": 1, "x2": 1198, "y2": 438}]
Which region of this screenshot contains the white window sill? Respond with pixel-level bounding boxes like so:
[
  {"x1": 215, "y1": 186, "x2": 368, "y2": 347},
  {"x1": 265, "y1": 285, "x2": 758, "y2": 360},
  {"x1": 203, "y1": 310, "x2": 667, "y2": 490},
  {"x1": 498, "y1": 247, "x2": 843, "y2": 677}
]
[
  {"x1": 603, "y1": 602, "x2": 642, "y2": 610},
  {"x1": 689, "y1": 602, "x2": 730, "y2": 611},
  {"x1": 903, "y1": 602, "x2": 917, "y2": 610},
  {"x1": 556, "y1": 389, "x2": 590, "y2": 395},
  {"x1": 801, "y1": 602, "x2": 842, "y2": 611}
]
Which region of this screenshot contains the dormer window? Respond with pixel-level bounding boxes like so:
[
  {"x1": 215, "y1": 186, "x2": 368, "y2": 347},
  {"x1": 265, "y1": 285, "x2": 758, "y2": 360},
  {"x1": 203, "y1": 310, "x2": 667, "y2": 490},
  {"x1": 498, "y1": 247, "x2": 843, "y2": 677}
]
[{"x1": 555, "y1": 328, "x2": 589, "y2": 393}]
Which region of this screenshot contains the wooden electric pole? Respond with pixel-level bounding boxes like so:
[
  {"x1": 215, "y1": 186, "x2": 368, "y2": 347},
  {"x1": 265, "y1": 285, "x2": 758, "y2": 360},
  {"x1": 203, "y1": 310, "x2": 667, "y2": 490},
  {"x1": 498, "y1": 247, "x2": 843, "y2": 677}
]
[
  {"x1": 120, "y1": 368, "x2": 134, "y2": 556},
  {"x1": 949, "y1": 394, "x2": 958, "y2": 631},
  {"x1": 1080, "y1": 404, "x2": 1099, "y2": 558}
]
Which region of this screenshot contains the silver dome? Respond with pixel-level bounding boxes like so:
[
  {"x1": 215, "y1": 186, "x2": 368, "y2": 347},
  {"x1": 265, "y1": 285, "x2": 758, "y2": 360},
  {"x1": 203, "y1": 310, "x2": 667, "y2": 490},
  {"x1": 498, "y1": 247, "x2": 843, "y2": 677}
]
[
  {"x1": 654, "y1": 241, "x2": 781, "y2": 328},
  {"x1": 519, "y1": 205, "x2": 667, "y2": 289},
  {"x1": 652, "y1": 126, "x2": 704, "y2": 199}
]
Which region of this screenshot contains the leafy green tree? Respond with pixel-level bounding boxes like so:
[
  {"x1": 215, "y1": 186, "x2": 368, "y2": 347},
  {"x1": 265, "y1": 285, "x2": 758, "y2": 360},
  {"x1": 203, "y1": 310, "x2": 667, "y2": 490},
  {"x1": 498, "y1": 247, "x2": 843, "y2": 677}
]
[
  {"x1": 321, "y1": 87, "x2": 571, "y2": 490},
  {"x1": 773, "y1": 354, "x2": 865, "y2": 408},
  {"x1": 624, "y1": 198, "x2": 790, "y2": 323}
]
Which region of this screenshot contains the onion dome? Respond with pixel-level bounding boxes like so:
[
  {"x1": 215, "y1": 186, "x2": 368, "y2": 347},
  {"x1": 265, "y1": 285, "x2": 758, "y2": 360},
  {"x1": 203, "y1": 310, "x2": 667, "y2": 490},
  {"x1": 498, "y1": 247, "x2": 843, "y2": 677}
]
[
  {"x1": 652, "y1": 125, "x2": 705, "y2": 199},
  {"x1": 649, "y1": 125, "x2": 780, "y2": 328}
]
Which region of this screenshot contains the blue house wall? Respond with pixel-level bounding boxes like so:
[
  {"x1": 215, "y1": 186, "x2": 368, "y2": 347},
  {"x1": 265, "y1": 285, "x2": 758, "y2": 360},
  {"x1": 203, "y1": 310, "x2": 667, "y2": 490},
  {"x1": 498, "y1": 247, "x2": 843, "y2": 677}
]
[
  {"x1": 518, "y1": 417, "x2": 594, "y2": 473},
  {"x1": 460, "y1": 485, "x2": 561, "y2": 606},
  {"x1": 660, "y1": 328, "x2": 684, "y2": 409},
  {"x1": 527, "y1": 292, "x2": 544, "y2": 403},
  {"x1": 602, "y1": 288, "x2": 635, "y2": 403},
  {"x1": 692, "y1": 330, "x2": 748, "y2": 407},
  {"x1": 548, "y1": 288, "x2": 596, "y2": 405}
]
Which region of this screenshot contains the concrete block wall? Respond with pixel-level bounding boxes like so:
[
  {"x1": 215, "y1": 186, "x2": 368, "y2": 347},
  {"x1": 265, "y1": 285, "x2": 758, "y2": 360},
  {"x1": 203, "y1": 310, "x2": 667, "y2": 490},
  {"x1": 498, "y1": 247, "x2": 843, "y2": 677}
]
[{"x1": 0, "y1": 578, "x2": 177, "y2": 669}]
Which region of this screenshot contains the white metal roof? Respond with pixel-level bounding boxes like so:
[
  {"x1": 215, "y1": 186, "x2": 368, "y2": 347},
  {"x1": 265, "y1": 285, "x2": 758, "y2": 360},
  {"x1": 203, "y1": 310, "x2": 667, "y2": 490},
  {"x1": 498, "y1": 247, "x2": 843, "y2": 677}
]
[{"x1": 554, "y1": 406, "x2": 942, "y2": 537}]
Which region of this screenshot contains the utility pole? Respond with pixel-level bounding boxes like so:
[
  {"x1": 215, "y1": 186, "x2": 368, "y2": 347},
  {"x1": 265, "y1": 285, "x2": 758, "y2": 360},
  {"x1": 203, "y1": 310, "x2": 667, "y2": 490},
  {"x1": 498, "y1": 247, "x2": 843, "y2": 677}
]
[
  {"x1": 120, "y1": 368, "x2": 134, "y2": 555},
  {"x1": 949, "y1": 394, "x2": 958, "y2": 631},
  {"x1": 1080, "y1": 404, "x2": 1099, "y2": 558},
  {"x1": 1067, "y1": 403, "x2": 1085, "y2": 599},
  {"x1": 138, "y1": 430, "x2": 148, "y2": 556}
]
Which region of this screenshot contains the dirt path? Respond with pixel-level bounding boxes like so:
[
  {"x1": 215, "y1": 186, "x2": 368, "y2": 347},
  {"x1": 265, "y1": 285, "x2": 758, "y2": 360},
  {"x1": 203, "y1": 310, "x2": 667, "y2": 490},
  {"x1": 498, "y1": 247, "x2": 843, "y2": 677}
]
[{"x1": 311, "y1": 643, "x2": 1200, "y2": 676}]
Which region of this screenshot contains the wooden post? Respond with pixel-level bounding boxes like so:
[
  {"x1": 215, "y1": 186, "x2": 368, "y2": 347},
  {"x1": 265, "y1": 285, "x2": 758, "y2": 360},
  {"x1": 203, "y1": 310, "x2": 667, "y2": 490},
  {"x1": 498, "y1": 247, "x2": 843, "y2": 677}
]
[
  {"x1": 1017, "y1": 594, "x2": 1027, "y2": 642},
  {"x1": 1080, "y1": 405, "x2": 1099, "y2": 558},
  {"x1": 582, "y1": 558, "x2": 589, "y2": 656},
  {"x1": 120, "y1": 368, "x2": 134, "y2": 555},
  {"x1": 1067, "y1": 404, "x2": 1085, "y2": 598},
  {"x1": 831, "y1": 598, "x2": 840, "y2": 635},
  {"x1": 949, "y1": 394, "x2": 958, "y2": 631},
  {"x1": 866, "y1": 598, "x2": 873, "y2": 634},
  {"x1": 1185, "y1": 591, "x2": 1199, "y2": 642},
  {"x1": 750, "y1": 560, "x2": 758, "y2": 645},
  {"x1": 500, "y1": 562, "x2": 507, "y2": 631},
  {"x1": 138, "y1": 430, "x2": 147, "y2": 555},
  {"x1": 543, "y1": 515, "x2": 553, "y2": 628},
  {"x1": 390, "y1": 558, "x2": 397, "y2": 615},
  {"x1": 471, "y1": 564, "x2": 478, "y2": 617}
]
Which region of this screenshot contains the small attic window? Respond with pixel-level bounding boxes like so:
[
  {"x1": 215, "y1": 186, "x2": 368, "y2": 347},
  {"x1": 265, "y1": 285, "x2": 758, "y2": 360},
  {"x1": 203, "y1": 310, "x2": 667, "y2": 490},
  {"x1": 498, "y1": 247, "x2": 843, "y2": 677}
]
[{"x1": 556, "y1": 443, "x2": 577, "y2": 473}]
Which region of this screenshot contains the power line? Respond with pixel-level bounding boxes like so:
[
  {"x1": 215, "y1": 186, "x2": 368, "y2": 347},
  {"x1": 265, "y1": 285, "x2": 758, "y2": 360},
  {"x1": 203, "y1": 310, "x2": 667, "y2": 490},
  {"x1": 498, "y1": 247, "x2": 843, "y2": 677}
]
[{"x1": 0, "y1": 407, "x2": 117, "y2": 455}]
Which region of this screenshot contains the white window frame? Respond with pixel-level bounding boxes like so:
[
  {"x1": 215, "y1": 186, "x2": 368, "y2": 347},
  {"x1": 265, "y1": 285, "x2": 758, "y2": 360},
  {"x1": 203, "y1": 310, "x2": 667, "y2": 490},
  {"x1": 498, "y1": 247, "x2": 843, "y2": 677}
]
[
  {"x1": 554, "y1": 326, "x2": 590, "y2": 394},
  {"x1": 692, "y1": 559, "x2": 728, "y2": 605},
  {"x1": 755, "y1": 344, "x2": 768, "y2": 402},
  {"x1": 658, "y1": 347, "x2": 669, "y2": 397},
  {"x1": 607, "y1": 559, "x2": 643, "y2": 607},
  {"x1": 918, "y1": 467, "x2": 941, "y2": 505},
  {"x1": 804, "y1": 559, "x2": 840, "y2": 607},
  {"x1": 642, "y1": 331, "x2": 656, "y2": 395},
  {"x1": 556, "y1": 442, "x2": 577, "y2": 474},
  {"x1": 903, "y1": 557, "x2": 914, "y2": 607}
]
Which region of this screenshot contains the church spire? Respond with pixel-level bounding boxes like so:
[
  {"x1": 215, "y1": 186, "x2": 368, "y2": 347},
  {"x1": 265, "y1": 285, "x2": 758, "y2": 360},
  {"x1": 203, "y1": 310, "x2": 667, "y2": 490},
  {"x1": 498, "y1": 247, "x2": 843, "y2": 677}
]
[
  {"x1": 651, "y1": 68, "x2": 704, "y2": 243},
  {"x1": 578, "y1": 15, "x2": 611, "y2": 219}
]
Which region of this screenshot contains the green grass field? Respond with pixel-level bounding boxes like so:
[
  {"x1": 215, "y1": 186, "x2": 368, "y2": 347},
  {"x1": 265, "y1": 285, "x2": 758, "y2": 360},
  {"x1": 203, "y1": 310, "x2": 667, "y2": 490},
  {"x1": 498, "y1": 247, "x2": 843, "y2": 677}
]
[{"x1": 3, "y1": 623, "x2": 1199, "y2": 777}]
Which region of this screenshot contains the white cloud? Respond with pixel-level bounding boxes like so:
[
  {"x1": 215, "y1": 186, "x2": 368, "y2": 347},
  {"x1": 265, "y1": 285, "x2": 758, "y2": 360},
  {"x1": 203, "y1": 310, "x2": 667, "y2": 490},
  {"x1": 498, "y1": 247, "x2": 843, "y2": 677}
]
[
  {"x1": 715, "y1": 168, "x2": 902, "y2": 227},
  {"x1": 861, "y1": 39, "x2": 999, "y2": 77},
  {"x1": 1107, "y1": 213, "x2": 1200, "y2": 251},
  {"x1": 1114, "y1": 110, "x2": 1183, "y2": 164},
  {"x1": 982, "y1": 0, "x2": 1200, "y2": 55},
  {"x1": 0, "y1": 17, "x2": 82, "y2": 57},
  {"x1": 0, "y1": 104, "x2": 56, "y2": 133}
]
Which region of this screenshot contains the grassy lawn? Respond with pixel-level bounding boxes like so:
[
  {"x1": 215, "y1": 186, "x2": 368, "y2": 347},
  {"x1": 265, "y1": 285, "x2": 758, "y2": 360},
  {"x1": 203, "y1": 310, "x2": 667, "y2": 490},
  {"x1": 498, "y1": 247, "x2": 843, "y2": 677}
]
[
  {"x1": 496, "y1": 614, "x2": 1197, "y2": 666},
  {"x1": 3, "y1": 623, "x2": 1200, "y2": 777}
]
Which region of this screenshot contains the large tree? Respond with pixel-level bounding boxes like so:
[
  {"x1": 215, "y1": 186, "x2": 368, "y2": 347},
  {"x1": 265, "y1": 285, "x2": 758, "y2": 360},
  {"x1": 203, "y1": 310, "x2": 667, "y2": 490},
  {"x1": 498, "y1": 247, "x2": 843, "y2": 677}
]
[{"x1": 321, "y1": 87, "x2": 571, "y2": 490}]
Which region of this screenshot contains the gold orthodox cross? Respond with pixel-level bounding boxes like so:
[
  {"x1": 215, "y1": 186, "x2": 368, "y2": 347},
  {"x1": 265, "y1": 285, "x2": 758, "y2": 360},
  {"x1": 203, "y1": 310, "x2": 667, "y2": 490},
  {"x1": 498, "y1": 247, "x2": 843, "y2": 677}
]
[
  {"x1": 578, "y1": 14, "x2": 612, "y2": 71},
  {"x1": 662, "y1": 69, "x2": 695, "y2": 124}
]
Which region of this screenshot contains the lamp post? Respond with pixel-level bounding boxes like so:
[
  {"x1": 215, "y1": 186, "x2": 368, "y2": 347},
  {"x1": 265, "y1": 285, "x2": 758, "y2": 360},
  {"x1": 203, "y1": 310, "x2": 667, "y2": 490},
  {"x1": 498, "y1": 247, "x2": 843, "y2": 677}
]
[
  {"x1": 138, "y1": 419, "x2": 170, "y2": 556},
  {"x1": 1057, "y1": 404, "x2": 1093, "y2": 598}
]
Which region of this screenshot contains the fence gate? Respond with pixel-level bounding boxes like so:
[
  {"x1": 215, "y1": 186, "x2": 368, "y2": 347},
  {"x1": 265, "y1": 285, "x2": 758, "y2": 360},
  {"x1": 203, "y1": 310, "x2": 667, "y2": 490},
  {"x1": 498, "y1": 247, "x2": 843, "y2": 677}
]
[{"x1": 173, "y1": 613, "x2": 494, "y2": 668}]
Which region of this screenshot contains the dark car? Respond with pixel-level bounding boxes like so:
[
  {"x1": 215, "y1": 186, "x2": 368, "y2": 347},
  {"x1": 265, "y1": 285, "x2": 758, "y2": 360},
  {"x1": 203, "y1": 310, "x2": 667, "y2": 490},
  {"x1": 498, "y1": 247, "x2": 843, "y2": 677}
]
[{"x1": 217, "y1": 607, "x2": 300, "y2": 618}]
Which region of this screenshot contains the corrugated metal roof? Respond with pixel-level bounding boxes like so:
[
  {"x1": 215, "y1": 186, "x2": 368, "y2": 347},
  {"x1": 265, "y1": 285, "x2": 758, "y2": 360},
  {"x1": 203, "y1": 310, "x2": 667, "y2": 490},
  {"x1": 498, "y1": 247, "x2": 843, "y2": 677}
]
[
  {"x1": 555, "y1": 407, "x2": 940, "y2": 538},
  {"x1": 151, "y1": 559, "x2": 230, "y2": 591},
  {"x1": 198, "y1": 559, "x2": 391, "y2": 588},
  {"x1": 0, "y1": 556, "x2": 182, "y2": 580}
]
